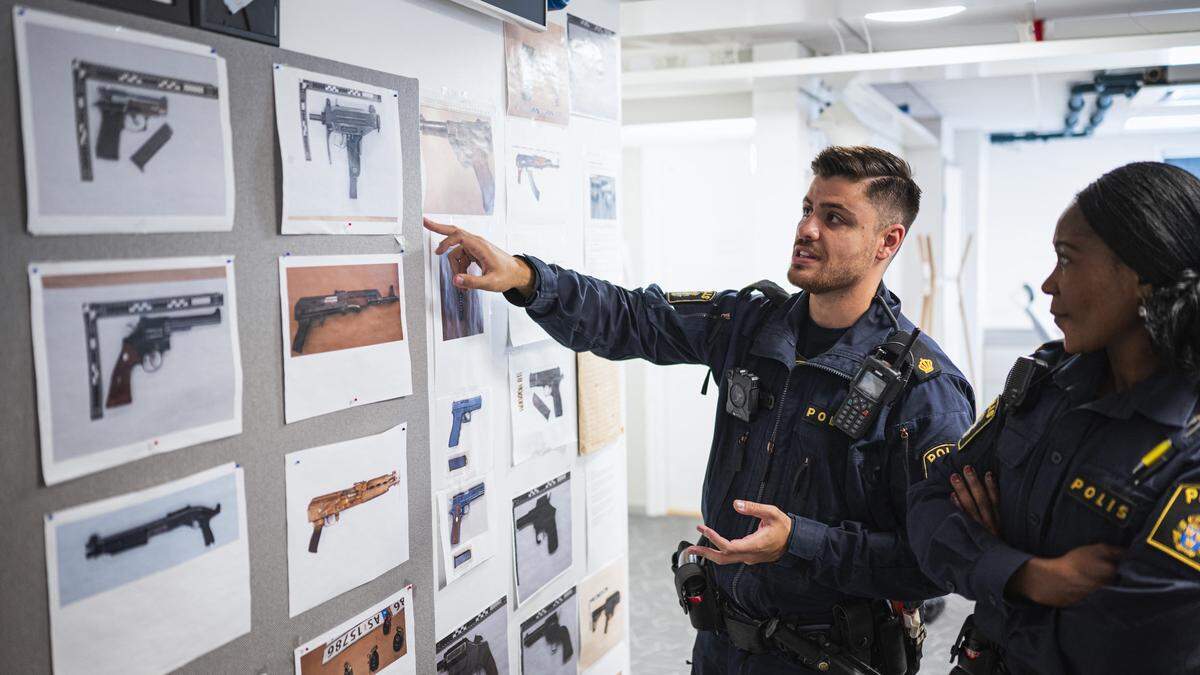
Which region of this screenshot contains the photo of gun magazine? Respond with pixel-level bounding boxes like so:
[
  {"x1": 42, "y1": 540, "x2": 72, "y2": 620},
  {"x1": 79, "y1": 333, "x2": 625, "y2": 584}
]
[
  {"x1": 292, "y1": 286, "x2": 399, "y2": 354},
  {"x1": 85, "y1": 503, "x2": 221, "y2": 558},
  {"x1": 590, "y1": 591, "x2": 621, "y2": 633},
  {"x1": 419, "y1": 113, "x2": 496, "y2": 214},
  {"x1": 306, "y1": 472, "x2": 399, "y2": 553},
  {"x1": 515, "y1": 494, "x2": 558, "y2": 554},
  {"x1": 73, "y1": 60, "x2": 218, "y2": 179},
  {"x1": 515, "y1": 152, "x2": 560, "y2": 201},
  {"x1": 449, "y1": 395, "x2": 482, "y2": 448},
  {"x1": 523, "y1": 611, "x2": 574, "y2": 664},
  {"x1": 449, "y1": 483, "x2": 486, "y2": 547},
  {"x1": 529, "y1": 366, "x2": 565, "y2": 419},
  {"x1": 83, "y1": 292, "x2": 226, "y2": 421},
  {"x1": 300, "y1": 78, "x2": 382, "y2": 200},
  {"x1": 436, "y1": 636, "x2": 499, "y2": 675}
]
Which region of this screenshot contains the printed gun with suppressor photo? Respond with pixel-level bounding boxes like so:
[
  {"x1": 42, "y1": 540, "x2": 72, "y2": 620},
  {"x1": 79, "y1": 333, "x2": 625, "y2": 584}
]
[
  {"x1": 523, "y1": 612, "x2": 574, "y2": 663},
  {"x1": 72, "y1": 60, "x2": 220, "y2": 180},
  {"x1": 85, "y1": 503, "x2": 221, "y2": 558},
  {"x1": 83, "y1": 293, "x2": 226, "y2": 421},
  {"x1": 449, "y1": 483, "x2": 486, "y2": 546},
  {"x1": 307, "y1": 472, "x2": 399, "y2": 553},
  {"x1": 449, "y1": 395, "x2": 482, "y2": 447},
  {"x1": 516, "y1": 494, "x2": 559, "y2": 554},
  {"x1": 420, "y1": 115, "x2": 496, "y2": 213},
  {"x1": 590, "y1": 591, "x2": 621, "y2": 634},
  {"x1": 529, "y1": 366, "x2": 564, "y2": 419},
  {"x1": 309, "y1": 97, "x2": 380, "y2": 200},
  {"x1": 515, "y1": 153, "x2": 559, "y2": 201},
  {"x1": 437, "y1": 636, "x2": 498, "y2": 675},
  {"x1": 292, "y1": 286, "x2": 399, "y2": 354}
]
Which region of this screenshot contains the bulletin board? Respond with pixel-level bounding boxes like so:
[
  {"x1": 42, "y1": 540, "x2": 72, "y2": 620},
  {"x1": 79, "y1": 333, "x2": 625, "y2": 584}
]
[{"x1": 0, "y1": 0, "x2": 434, "y2": 673}]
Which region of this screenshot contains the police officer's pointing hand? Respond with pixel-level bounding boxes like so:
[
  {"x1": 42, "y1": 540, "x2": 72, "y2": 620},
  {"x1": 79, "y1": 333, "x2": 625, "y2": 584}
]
[
  {"x1": 425, "y1": 217, "x2": 535, "y2": 295},
  {"x1": 685, "y1": 500, "x2": 792, "y2": 565}
]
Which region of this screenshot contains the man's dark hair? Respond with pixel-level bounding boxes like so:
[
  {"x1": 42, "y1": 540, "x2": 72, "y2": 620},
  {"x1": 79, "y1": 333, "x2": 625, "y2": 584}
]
[{"x1": 810, "y1": 146, "x2": 922, "y2": 228}]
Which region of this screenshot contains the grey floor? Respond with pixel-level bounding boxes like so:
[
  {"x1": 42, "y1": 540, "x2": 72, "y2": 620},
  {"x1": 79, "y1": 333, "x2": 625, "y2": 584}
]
[{"x1": 628, "y1": 514, "x2": 971, "y2": 674}]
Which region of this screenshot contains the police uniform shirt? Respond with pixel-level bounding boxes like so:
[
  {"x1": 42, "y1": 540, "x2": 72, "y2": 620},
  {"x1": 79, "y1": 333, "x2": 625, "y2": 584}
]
[
  {"x1": 908, "y1": 344, "x2": 1200, "y2": 674},
  {"x1": 507, "y1": 255, "x2": 977, "y2": 643}
]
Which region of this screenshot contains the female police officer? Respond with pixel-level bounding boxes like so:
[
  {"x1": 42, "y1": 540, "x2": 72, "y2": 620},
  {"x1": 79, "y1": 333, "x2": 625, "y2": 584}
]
[{"x1": 907, "y1": 161, "x2": 1200, "y2": 674}]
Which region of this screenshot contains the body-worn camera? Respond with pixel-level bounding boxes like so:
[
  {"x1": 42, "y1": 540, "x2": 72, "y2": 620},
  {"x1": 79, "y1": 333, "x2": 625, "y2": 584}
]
[{"x1": 725, "y1": 368, "x2": 772, "y2": 422}]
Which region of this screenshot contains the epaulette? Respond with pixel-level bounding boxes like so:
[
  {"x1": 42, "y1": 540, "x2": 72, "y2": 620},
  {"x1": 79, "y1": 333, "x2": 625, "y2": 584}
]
[
  {"x1": 880, "y1": 331, "x2": 941, "y2": 383},
  {"x1": 667, "y1": 291, "x2": 717, "y2": 305}
]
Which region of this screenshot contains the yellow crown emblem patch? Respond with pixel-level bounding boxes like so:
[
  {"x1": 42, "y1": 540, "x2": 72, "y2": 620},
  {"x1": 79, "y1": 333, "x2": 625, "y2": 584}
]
[{"x1": 917, "y1": 358, "x2": 934, "y2": 374}]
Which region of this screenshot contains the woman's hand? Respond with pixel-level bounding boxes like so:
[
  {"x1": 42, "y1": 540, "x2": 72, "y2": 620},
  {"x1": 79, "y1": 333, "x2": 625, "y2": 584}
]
[
  {"x1": 950, "y1": 465, "x2": 1002, "y2": 537},
  {"x1": 424, "y1": 218, "x2": 535, "y2": 295},
  {"x1": 1008, "y1": 543, "x2": 1125, "y2": 607}
]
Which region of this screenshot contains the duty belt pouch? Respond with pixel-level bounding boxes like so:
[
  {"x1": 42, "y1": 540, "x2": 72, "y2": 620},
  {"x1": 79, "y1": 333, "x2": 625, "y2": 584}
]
[
  {"x1": 672, "y1": 540, "x2": 722, "y2": 632},
  {"x1": 951, "y1": 615, "x2": 1005, "y2": 675},
  {"x1": 833, "y1": 602, "x2": 875, "y2": 664},
  {"x1": 874, "y1": 612, "x2": 908, "y2": 675}
]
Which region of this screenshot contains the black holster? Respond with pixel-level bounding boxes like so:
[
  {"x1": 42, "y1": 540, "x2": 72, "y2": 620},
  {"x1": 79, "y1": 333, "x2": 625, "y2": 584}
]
[{"x1": 950, "y1": 615, "x2": 1006, "y2": 674}]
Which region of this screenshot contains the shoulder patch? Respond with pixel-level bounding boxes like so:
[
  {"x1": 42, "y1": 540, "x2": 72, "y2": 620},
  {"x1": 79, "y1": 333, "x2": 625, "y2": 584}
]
[
  {"x1": 667, "y1": 291, "x2": 715, "y2": 304},
  {"x1": 1146, "y1": 483, "x2": 1200, "y2": 573},
  {"x1": 958, "y1": 397, "x2": 1001, "y2": 452},
  {"x1": 921, "y1": 443, "x2": 955, "y2": 478}
]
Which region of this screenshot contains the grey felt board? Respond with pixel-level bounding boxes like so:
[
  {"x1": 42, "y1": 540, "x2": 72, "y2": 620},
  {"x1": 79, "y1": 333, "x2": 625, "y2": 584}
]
[{"x1": 0, "y1": 1, "x2": 434, "y2": 672}]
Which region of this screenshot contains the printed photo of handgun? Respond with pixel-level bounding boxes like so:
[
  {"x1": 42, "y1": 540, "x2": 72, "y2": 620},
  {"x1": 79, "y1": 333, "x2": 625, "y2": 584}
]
[
  {"x1": 529, "y1": 366, "x2": 564, "y2": 419},
  {"x1": 94, "y1": 86, "x2": 172, "y2": 169},
  {"x1": 310, "y1": 97, "x2": 381, "y2": 199},
  {"x1": 85, "y1": 503, "x2": 221, "y2": 558},
  {"x1": 449, "y1": 483, "x2": 486, "y2": 546},
  {"x1": 291, "y1": 286, "x2": 399, "y2": 354},
  {"x1": 516, "y1": 494, "x2": 559, "y2": 554},
  {"x1": 419, "y1": 114, "x2": 496, "y2": 214},
  {"x1": 436, "y1": 635, "x2": 498, "y2": 675},
  {"x1": 306, "y1": 472, "x2": 399, "y2": 553},
  {"x1": 515, "y1": 152, "x2": 560, "y2": 201},
  {"x1": 106, "y1": 309, "x2": 223, "y2": 412},
  {"x1": 449, "y1": 395, "x2": 482, "y2": 448},
  {"x1": 523, "y1": 611, "x2": 573, "y2": 663},
  {"x1": 590, "y1": 591, "x2": 621, "y2": 634}
]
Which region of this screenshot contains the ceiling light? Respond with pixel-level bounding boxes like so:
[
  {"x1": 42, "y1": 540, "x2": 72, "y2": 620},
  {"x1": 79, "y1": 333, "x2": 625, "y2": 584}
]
[
  {"x1": 865, "y1": 6, "x2": 966, "y2": 23},
  {"x1": 1125, "y1": 114, "x2": 1200, "y2": 131}
]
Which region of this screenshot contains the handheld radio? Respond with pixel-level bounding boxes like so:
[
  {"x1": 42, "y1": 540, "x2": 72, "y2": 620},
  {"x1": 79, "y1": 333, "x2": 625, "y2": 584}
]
[{"x1": 832, "y1": 329, "x2": 921, "y2": 439}]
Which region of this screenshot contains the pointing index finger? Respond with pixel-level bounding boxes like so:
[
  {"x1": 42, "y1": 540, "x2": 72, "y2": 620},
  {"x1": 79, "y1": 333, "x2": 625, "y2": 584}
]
[{"x1": 423, "y1": 217, "x2": 455, "y2": 235}]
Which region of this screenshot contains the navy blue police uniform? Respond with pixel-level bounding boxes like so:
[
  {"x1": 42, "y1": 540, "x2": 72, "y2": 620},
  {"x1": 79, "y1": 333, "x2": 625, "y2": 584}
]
[
  {"x1": 506, "y1": 255, "x2": 976, "y2": 674},
  {"x1": 908, "y1": 342, "x2": 1200, "y2": 674}
]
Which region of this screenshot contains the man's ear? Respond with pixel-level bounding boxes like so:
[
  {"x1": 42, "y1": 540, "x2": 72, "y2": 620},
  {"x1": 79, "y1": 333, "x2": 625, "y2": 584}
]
[{"x1": 878, "y1": 223, "x2": 907, "y2": 261}]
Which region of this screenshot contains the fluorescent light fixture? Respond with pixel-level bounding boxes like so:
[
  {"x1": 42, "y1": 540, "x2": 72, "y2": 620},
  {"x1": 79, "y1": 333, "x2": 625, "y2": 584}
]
[
  {"x1": 865, "y1": 6, "x2": 966, "y2": 23},
  {"x1": 1125, "y1": 114, "x2": 1200, "y2": 131}
]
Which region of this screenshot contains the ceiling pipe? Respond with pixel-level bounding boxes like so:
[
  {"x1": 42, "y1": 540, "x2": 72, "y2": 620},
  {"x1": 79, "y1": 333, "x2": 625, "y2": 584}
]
[{"x1": 990, "y1": 72, "x2": 1143, "y2": 143}]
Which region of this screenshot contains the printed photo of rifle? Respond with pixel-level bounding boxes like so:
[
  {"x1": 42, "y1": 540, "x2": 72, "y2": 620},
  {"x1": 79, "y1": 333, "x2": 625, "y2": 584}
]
[
  {"x1": 419, "y1": 113, "x2": 496, "y2": 214},
  {"x1": 72, "y1": 59, "x2": 219, "y2": 180},
  {"x1": 85, "y1": 503, "x2": 221, "y2": 558},
  {"x1": 291, "y1": 285, "x2": 399, "y2": 354},
  {"x1": 515, "y1": 152, "x2": 560, "y2": 201},
  {"x1": 306, "y1": 471, "x2": 399, "y2": 553}
]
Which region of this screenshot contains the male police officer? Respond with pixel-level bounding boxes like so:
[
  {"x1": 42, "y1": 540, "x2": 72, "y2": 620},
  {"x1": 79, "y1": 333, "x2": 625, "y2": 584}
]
[{"x1": 427, "y1": 146, "x2": 976, "y2": 674}]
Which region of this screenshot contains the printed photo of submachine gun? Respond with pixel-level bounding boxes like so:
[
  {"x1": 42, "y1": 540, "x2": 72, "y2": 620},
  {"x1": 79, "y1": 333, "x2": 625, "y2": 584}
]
[
  {"x1": 437, "y1": 636, "x2": 498, "y2": 675},
  {"x1": 86, "y1": 503, "x2": 221, "y2": 558},
  {"x1": 449, "y1": 483, "x2": 486, "y2": 546},
  {"x1": 310, "y1": 97, "x2": 380, "y2": 200},
  {"x1": 515, "y1": 152, "x2": 559, "y2": 201},
  {"x1": 529, "y1": 366, "x2": 564, "y2": 420},
  {"x1": 307, "y1": 471, "x2": 399, "y2": 553},
  {"x1": 291, "y1": 286, "x2": 399, "y2": 354},
  {"x1": 590, "y1": 591, "x2": 621, "y2": 634},
  {"x1": 516, "y1": 494, "x2": 559, "y2": 554},
  {"x1": 419, "y1": 114, "x2": 496, "y2": 214}
]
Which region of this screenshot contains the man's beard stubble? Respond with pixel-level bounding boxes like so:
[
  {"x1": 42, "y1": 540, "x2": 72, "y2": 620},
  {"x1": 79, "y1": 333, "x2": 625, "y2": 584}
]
[{"x1": 787, "y1": 247, "x2": 876, "y2": 295}]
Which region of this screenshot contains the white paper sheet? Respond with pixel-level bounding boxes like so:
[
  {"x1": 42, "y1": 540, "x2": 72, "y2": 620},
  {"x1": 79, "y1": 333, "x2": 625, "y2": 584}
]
[
  {"x1": 294, "y1": 585, "x2": 416, "y2": 675},
  {"x1": 567, "y1": 15, "x2": 619, "y2": 121},
  {"x1": 436, "y1": 596, "x2": 510, "y2": 675},
  {"x1": 509, "y1": 343, "x2": 578, "y2": 464},
  {"x1": 14, "y1": 7, "x2": 235, "y2": 234},
  {"x1": 584, "y1": 155, "x2": 624, "y2": 282},
  {"x1": 279, "y1": 254, "x2": 413, "y2": 423},
  {"x1": 504, "y1": 21, "x2": 569, "y2": 125},
  {"x1": 285, "y1": 424, "x2": 411, "y2": 617},
  {"x1": 419, "y1": 100, "x2": 496, "y2": 217},
  {"x1": 577, "y1": 558, "x2": 627, "y2": 669},
  {"x1": 506, "y1": 118, "x2": 569, "y2": 228},
  {"x1": 506, "y1": 228, "x2": 569, "y2": 348},
  {"x1": 426, "y1": 227, "x2": 494, "y2": 384},
  {"x1": 45, "y1": 463, "x2": 250, "y2": 674},
  {"x1": 519, "y1": 586, "x2": 579, "y2": 675},
  {"x1": 433, "y1": 388, "x2": 495, "y2": 490},
  {"x1": 437, "y1": 477, "x2": 495, "y2": 583},
  {"x1": 585, "y1": 449, "x2": 627, "y2": 570},
  {"x1": 273, "y1": 64, "x2": 404, "y2": 234},
  {"x1": 29, "y1": 256, "x2": 243, "y2": 485},
  {"x1": 513, "y1": 472, "x2": 574, "y2": 606}
]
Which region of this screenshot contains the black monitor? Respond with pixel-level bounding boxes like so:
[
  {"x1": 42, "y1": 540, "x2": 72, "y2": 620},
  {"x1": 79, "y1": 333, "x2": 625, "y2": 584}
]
[{"x1": 446, "y1": 0, "x2": 547, "y2": 31}]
